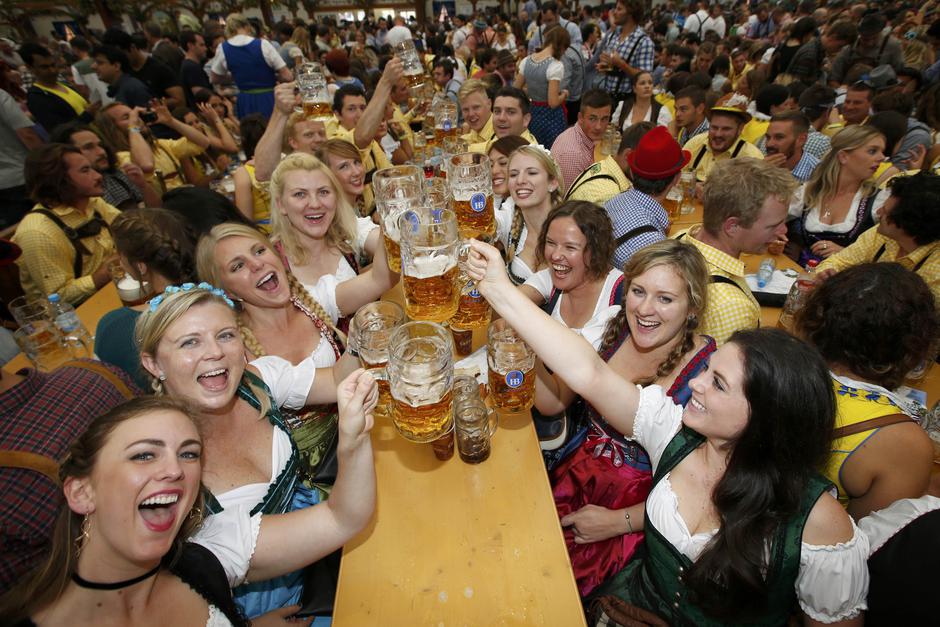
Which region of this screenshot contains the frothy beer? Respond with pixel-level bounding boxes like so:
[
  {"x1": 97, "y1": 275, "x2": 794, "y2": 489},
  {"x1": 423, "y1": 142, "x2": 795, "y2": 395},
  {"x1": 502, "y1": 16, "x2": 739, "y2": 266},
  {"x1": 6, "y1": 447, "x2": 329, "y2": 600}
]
[
  {"x1": 402, "y1": 256, "x2": 459, "y2": 322},
  {"x1": 453, "y1": 193, "x2": 495, "y2": 240},
  {"x1": 488, "y1": 365, "x2": 535, "y2": 413},
  {"x1": 392, "y1": 389, "x2": 454, "y2": 441},
  {"x1": 303, "y1": 100, "x2": 332, "y2": 121}
]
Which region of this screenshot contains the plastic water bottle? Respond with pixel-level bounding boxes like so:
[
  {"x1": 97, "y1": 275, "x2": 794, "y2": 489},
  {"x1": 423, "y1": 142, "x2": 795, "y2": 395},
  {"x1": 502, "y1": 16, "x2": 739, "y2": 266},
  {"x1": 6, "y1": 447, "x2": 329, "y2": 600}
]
[
  {"x1": 47, "y1": 293, "x2": 92, "y2": 357},
  {"x1": 756, "y1": 258, "x2": 776, "y2": 288}
]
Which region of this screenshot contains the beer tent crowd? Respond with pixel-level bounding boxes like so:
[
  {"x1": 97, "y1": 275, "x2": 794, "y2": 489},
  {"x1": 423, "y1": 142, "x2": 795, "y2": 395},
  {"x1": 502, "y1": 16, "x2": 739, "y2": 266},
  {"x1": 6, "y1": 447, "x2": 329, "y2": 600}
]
[{"x1": 2, "y1": 0, "x2": 940, "y2": 624}]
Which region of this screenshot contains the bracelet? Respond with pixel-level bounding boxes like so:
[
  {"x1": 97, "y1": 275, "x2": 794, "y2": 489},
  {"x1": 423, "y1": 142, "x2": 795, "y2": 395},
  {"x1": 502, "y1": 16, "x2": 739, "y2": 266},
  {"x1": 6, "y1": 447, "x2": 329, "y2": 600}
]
[
  {"x1": 129, "y1": 127, "x2": 142, "y2": 134},
  {"x1": 624, "y1": 510, "x2": 634, "y2": 534}
]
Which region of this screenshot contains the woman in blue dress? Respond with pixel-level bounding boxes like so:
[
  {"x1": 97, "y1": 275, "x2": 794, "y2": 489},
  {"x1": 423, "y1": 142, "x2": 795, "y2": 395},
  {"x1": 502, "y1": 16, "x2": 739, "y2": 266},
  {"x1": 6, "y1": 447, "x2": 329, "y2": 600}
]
[{"x1": 515, "y1": 25, "x2": 569, "y2": 147}]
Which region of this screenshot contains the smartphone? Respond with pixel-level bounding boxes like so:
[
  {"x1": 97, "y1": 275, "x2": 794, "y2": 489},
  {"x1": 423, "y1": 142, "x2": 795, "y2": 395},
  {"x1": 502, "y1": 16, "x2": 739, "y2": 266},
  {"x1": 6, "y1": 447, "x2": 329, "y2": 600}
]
[{"x1": 140, "y1": 110, "x2": 158, "y2": 124}]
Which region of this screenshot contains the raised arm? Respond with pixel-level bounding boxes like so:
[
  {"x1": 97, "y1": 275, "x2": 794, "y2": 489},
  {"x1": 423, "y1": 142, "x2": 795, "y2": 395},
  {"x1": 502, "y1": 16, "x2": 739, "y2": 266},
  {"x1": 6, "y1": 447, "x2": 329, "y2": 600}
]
[
  {"x1": 465, "y1": 240, "x2": 642, "y2": 436},
  {"x1": 197, "y1": 102, "x2": 239, "y2": 153},
  {"x1": 152, "y1": 99, "x2": 211, "y2": 150},
  {"x1": 246, "y1": 369, "x2": 376, "y2": 582},
  {"x1": 353, "y1": 57, "x2": 402, "y2": 150},
  {"x1": 254, "y1": 82, "x2": 296, "y2": 182},
  {"x1": 334, "y1": 228, "x2": 399, "y2": 314},
  {"x1": 126, "y1": 108, "x2": 155, "y2": 173}
]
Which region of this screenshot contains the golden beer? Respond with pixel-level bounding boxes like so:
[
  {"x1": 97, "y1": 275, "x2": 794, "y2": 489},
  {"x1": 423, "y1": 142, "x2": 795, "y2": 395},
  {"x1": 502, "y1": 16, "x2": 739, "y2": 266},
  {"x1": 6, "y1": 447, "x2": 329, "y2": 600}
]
[
  {"x1": 361, "y1": 360, "x2": 392, "y2": 418},
  {"x1": 404, "y1": 71, "x2": 426, "y2": 90},
  {"x1": 402, "y1": 264, "x2": 459, "y2": 322},
  {"x1": 435, "y1": 126, "x2": 458, "y2": 144},
  {"x1": 383, "y1": 231, "x2": 402, "y2": 273},
  {"x1": 392, "y1": 390, "x2": 454, "y2": 442},
  {"x1": 662, "y1": 196, "x2": 681, "y2": 222},
  {"x1": 487, "y1": 365, "x2": 535, "y2": 413},
  {"x1": 303, "y1": 100, "x2": 332, "y2": 121},
  {"x1": 453, "y1": 195, "x2": 496, "y2": 240},
  {"x1": 450, "y1": 281, "x2": 491, "y2": 331}
]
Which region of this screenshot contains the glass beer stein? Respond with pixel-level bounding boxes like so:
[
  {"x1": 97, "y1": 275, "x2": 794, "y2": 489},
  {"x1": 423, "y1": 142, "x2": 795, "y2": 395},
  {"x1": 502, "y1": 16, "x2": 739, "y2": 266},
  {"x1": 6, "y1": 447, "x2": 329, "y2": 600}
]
[
  {"x1": 349, "y1": 301, "x2": 406, "y2": 420},
  {"x1": 387, "y1": 321, "x2": 455, "y2": 443},
  {"x1": 374, "y1": 166, "x2": 424, "y2": 274},
  {"x1": 455, "y1": 402, "x2": 499, "y2": 464},
  {"x1": 434, "y1": 100, "x2": 458, "y2": 145},
  {"x1": 295, "y1": 62, "x2": 332, "y2": 121},
  {"x1": 449, "y1": 152, "x2": 496, "y2": 240},
  {"x1": 487, "y1": 319, "x2": 536, "y2": 413},
  {"x1": 398, "y1": 208, "x2": 463, "y2": 322},
  {"x1": 395, "y1": 39, "x2": 426, "y2": 91}
]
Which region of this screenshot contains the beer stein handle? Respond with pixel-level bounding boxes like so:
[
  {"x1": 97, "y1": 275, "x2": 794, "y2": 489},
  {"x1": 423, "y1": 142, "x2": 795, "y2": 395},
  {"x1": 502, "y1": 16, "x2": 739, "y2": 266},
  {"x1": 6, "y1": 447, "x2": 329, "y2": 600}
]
[
  {"x1": 486, "y1": 406, "x2": 499, "y2": 438},
  {"x1": 456, "y1": 242, "x2": 478, "y2": 295}
]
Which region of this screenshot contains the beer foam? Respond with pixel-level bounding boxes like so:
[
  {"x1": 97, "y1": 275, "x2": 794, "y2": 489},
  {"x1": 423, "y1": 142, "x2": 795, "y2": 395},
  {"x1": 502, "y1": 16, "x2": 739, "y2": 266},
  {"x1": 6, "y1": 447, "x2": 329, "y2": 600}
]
[{"x1": 404, "y1": 254, "x2": 456, "y2": 279}]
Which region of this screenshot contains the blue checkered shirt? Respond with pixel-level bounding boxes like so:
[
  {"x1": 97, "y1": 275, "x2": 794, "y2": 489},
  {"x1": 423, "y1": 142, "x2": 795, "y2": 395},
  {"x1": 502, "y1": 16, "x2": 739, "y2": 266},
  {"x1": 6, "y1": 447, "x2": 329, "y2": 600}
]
[
  {"x1": 596, "y1": 26, "x2": 654, "y2": 96},
  {"x1": 804, "y1": 129, "x2": 831, "y2": 160},
  {"x1": 605, "y1": 188, "x2": 669, "y2": 270},
  {"x1": 791, "y1": 151, "x2": 820, "y2": 183},
  {"x1": 678, "y1": 118, "x2": 709, "y2": 147}
]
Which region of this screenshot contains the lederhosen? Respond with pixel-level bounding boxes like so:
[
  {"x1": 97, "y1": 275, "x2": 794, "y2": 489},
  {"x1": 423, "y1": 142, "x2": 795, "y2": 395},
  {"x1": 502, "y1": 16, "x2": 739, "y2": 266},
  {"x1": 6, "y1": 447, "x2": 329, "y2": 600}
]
[
  {"x1": 872, "y1": 243, "x2": 936, "y2": 272},
  {"x1": 31, "y1": 207, "x2": 110, "y2": 278}
]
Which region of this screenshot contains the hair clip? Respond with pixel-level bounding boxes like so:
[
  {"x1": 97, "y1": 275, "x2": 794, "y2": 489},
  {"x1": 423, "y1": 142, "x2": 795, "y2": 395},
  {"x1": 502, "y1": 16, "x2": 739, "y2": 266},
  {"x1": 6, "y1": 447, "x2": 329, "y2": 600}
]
[{"x1": 147, "y1": 282, "x2": 236, "y2": 312}]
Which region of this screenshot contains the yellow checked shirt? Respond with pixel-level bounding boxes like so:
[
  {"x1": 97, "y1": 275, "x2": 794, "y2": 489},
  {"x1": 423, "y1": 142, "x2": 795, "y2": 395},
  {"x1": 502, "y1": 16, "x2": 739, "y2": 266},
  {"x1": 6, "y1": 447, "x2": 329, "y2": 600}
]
[
  {"x1": 655, "y1": 92, "x2": 675, "y2": 118},
  {"x1": 391, "y1": 106, "x2": 415, "y2": 146},
  {"x1": 817, "y1": 225, "x2": 940, "y2": 305},
  {"x1": 461, "y1": 114, "x2": 494, "y2": 144},
  {"x1": 13, "y1": 198, "x2": 121, "y2": 305},
  {"x1": 117, "y1": 137, "x2": 205, "y2": 195},
  {"x1": 682, "y1": 133, "x2": 764, "y2": 182},
  {"x1": 564, "y1": 155, "x2": 632, "y2": 205},
  {"x1": 468, "y1": 129, "x2": 538, "y2": 154},
  {"x1": 676, "y1": 225, "x2": 760, "y2": 345}
]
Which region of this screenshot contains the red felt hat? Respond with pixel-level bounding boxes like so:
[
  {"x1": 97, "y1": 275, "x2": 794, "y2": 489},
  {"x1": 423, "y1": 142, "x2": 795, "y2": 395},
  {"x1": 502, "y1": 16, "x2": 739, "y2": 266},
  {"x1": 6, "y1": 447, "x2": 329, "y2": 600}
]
[{"x1": 627, "y1": 126, "x2": 692, "y2": 180}]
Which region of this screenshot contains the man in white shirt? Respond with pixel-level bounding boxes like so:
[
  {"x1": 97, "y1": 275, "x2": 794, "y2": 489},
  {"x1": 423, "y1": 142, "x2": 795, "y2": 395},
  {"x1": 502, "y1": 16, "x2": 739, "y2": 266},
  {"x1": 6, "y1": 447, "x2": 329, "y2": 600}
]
[
  {"x1": 683, "y1": 2, "x2": 709, "y2": 36},
  {"x1": 702, "y1": 4, "x2": 726, "y2": 39},
  {"x1": 386, "y1": 16, "x2": 413, "y2": 48}
]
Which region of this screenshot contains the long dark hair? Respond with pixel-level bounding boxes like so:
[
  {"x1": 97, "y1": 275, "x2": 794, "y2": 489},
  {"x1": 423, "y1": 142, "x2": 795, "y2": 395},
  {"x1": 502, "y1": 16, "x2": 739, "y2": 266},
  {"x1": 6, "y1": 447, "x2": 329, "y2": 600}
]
[
  {"x1": 685, "y1": 328, "x2": 835, "y2": 620},
  {"x1": 0, "y1": 397, "x2": 204, "y2": 623}
]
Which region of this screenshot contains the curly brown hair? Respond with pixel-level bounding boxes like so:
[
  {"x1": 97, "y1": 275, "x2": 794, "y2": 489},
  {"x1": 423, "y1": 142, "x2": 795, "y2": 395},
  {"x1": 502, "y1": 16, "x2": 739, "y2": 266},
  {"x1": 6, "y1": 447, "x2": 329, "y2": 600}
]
[
  {"x1": 535, "y1": 201, "x2": 613, "y2": 281},
  {"x1": 24, "y1": 143, "x2": 84, "y2": 206},
  {"x1": 796, "y1": 263, "x2": 939, "y2": 390}
]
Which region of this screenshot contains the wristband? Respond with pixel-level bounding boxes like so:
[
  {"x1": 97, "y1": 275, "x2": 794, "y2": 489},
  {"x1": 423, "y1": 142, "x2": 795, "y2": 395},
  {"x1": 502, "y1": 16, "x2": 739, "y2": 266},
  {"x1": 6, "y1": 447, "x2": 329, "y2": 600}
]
[
  {"x1": 129, "y1": 127, "x2": 142, "y2": 134},
  {"x1": 624, "y1": 510, "x2": 634, "y2": 534}
]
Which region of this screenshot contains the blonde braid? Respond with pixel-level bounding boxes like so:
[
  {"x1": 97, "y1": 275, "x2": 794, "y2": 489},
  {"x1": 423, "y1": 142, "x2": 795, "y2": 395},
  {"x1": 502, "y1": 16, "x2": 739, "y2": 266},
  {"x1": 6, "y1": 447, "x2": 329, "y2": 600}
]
[
  {"x1": 239, "y1": 316, "x2": 267, "y2": 358},
  {"x1": 597, "y1": 305, "x2": 629, "y2": 359},
  {"x1": 655, "y1": 325, "x2": 696, "y2": 380},
  {"x1": 505, "y1": 204, "x2": 525, "y2": 264},
  {"x1": 287, "y1": 272, "x2": 348, "y2": 348}
]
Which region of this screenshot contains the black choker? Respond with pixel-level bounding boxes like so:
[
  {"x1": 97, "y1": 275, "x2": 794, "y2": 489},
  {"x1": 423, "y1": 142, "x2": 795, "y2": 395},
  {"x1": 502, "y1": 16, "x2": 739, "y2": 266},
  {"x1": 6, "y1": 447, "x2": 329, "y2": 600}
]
[{"x1": 71, "y1": 564, "x2": 160, "y2": 590}]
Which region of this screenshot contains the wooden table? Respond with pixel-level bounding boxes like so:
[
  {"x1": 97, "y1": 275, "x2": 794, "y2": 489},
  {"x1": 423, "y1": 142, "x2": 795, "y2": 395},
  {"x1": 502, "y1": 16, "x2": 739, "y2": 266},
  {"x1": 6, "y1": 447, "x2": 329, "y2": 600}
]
[
  {"x1": 4, "y1": 283, "x2": 121, "y2": 374},
  {"x1": 334, "y1": 286, "x2": 585, "y2": 626}
]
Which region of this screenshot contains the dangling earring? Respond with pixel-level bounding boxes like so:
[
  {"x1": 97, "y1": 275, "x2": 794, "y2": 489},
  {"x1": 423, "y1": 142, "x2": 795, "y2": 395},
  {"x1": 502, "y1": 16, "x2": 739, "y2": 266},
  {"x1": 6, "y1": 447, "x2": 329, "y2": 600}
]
[
  {"x1": 188, "y1": 506, "x2": 203, "y2": 521},
  {"x1": 75, "y1": 513, "x2": 90, "y2": 557},
  {"x1": 158, "y1": 373, "x2": 167, "y2": 381},
  {"x1": 687, "y1": 313, "x2": 698, "y2": 329}
]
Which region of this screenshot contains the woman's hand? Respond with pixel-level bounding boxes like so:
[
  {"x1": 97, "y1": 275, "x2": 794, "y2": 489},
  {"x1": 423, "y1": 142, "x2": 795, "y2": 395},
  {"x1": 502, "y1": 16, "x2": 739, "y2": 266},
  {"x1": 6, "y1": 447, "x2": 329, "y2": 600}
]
[
  {"x1": 197, "y1": 101, "x2": 221, "y2": 125},
  {"x1": 561, "y1": 505, "x2": 629, "y2": 544},
  {"x1": 150, "y1": 98, "x2": 173, "y2": 126},
  {"x1": 810, "y1": 240, "x2": 842, "y2": 258},
  {"x1": 464, "y1": 239, "x2": 512, "y2": 295},
  {"x1": 337, "y1": 368, "x2": 378, "y2": 447}
]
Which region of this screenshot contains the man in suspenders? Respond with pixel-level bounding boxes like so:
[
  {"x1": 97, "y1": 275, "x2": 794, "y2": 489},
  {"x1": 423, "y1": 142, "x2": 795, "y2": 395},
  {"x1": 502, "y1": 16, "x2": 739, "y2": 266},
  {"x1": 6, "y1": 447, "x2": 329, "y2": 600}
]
[
  {"x1": 675, "y1": 159, "x2": 796, "y2": 345},
  {"x1": 606, "y1": 126, "x2": 690, "y2": 269},
  {"x1": 682, "y1": 93, "x2": 764, "y2": 184},
  {"x1": 565, "y1": 120, "x2": 651, "y2": 206},
  {"x1": 816, "y1": 171, "x2": 940, "y2": 305},
  {"x1": 13, "y1": 144, "x2": 121, "y2": 305}
]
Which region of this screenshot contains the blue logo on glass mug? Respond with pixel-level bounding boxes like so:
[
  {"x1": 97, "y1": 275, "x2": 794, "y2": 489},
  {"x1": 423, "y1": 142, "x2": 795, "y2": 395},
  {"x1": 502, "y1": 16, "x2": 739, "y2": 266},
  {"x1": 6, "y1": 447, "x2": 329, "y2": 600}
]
[
  {"x1": 403, "y1": 210, "x2": 420, "y2": 233},
  {"x1": 470, "y1": 193, "x2": 486, "y2": 213},
  {"x1": 505, "y1": 370, "x2": 524, "y2": 388},
  {"x1": 443, "y1": 119, "x2": 452, "y2": 131}
]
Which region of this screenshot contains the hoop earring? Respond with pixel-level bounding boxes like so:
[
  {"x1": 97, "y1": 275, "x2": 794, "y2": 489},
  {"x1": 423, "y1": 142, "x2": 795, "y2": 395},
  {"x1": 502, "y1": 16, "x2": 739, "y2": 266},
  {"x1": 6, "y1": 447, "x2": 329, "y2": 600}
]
[{"x1": 76, "y1": 513, "x2": 90, "y2": 557}]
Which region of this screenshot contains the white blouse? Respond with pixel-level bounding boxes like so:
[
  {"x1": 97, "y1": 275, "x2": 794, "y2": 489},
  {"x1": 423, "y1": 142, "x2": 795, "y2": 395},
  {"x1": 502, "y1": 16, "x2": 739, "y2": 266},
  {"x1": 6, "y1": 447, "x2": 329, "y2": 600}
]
[
  {"x1": 495, "y1": 197, "x2": 536, "y2": 282},
  {"x1": 614, "y1": 101, "x2": 674, "y2": 130},
  {"x1": 788, "y1": 185, "x2": 888, "y2": 235},
  {"x1": 518, "y1": 56, "x2": 565, "y2": 82},
  {"x1": 523, "y1": 267, "x2": 623, "y2": 349},
  {"x1": 632, "y1": 385, "x2": 870, "y2": 623}
]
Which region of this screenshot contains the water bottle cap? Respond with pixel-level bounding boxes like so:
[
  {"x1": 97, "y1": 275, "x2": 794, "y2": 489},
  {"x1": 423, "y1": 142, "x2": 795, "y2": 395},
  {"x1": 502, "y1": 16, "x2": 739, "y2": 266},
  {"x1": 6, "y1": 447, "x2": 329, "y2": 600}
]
[
  {"x1": 806, "y1": 259, "x2": 819, "y2": 268},
  {"x1": 48, "y1": 293, "x2": 60, "y2": 303}
]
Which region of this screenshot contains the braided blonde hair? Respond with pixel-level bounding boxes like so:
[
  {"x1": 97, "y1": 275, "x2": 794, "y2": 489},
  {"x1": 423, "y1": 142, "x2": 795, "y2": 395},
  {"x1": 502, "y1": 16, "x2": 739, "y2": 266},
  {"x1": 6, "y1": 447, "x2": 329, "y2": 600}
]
[
  {"x1": 195, "y1": 222, "x2": 346, "y2": 359},
  {"x1": 505, "y1": 144, "x2": 564, "y2": 265},
  {"x1": 599, "y1": 240, "x2": 709, "y2": 384}
]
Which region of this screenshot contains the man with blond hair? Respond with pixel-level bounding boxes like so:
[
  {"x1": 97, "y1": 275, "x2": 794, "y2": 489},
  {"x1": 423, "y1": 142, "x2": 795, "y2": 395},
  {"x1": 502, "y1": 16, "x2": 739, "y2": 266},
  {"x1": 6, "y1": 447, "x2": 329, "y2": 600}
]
[
  {"x1": 677, "y1": 158, "x2": 797, "y2": 344},
  {"x1": 458, "y1": 79, "x2": 494, "y2": 144}
]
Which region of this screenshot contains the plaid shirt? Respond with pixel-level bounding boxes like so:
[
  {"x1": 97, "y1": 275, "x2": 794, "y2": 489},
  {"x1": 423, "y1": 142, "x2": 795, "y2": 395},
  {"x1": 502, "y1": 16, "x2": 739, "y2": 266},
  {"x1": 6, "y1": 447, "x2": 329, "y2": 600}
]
[
  {"x1": 0, "y1": 361, "x2": 139, "y2": 593},
  {"x1": 677, "y1": 226, "x2": 760, "y2": 345},
  {"x1": 551, "y1": 123, "x2": 597, "y2": 190},
  {"x1": 804, "y1": 128, "x2": 832, "y2": 160},
  {"x1": 605, "y1": 188, "x2": 669, "y2": 269},
  {"x1": 677, "y1": 118, "x2": 709, "y2": 146},
  {"x1": 791, "y1": 151, "x2": 820, "y2": 183},
  {"x1": 597, "y1": 26, "x2": 654, "y2": 96},
  {"x1": 102, "y1": 169, "x2": 144, "y2": 208}
]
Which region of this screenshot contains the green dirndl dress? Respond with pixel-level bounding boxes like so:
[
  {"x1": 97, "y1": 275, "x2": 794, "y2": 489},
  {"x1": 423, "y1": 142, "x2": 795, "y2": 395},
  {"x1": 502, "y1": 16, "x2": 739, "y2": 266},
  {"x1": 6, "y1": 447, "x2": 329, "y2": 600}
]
[{"x1": 590, "y1": 424, "x2": 831, "y2": 627}]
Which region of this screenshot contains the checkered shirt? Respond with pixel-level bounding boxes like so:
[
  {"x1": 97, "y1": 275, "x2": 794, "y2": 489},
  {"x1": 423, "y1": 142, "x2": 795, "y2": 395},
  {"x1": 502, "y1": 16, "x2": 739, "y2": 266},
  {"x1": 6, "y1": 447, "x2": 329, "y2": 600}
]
[
  {"x1": 597, "y1": 26, "x2": 655, "y2": 96},
  {"x1": 605, "y1": 188, "x2": 669, "y2": 270}
]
